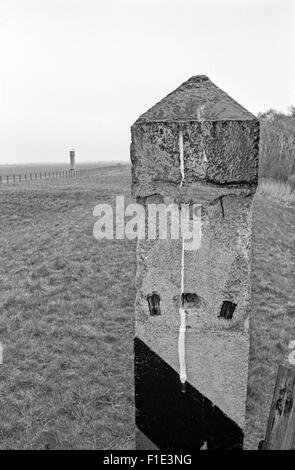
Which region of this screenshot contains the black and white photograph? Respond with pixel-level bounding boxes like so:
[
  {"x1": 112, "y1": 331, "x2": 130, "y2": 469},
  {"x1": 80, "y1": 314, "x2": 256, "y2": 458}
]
[{"x1": 0, "y1": 0, "x2": 294, "y2": 456}]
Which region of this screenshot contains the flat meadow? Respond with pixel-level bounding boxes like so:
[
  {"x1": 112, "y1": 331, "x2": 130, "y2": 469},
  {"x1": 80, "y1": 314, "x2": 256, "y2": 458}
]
[
  {"x1": 0, "y1": 164, "x2": 294, "y2": 449},
  {"x1": 0, "y1": 165, "x2": 135, "y2": 449}
]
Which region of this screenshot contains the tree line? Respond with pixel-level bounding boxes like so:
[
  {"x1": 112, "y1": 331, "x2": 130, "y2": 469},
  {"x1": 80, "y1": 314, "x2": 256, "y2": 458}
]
[{"x1": 258, "y1": 107, "x2": 295, "y2": 189}]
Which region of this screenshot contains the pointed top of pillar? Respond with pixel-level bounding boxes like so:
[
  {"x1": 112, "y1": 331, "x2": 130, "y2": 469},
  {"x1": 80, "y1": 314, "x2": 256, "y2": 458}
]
[{"x1": 135, "y1": 75, "x2": 256, "y2": 123}]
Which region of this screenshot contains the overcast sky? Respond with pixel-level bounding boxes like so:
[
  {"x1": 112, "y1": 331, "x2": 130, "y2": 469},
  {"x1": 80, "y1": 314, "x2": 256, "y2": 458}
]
[{"x1": 0, "y1": 0, "x2": 294, "y2": 165}]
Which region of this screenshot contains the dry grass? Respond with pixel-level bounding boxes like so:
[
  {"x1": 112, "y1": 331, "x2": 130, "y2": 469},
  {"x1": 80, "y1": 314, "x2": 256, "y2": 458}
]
[
  {"x1": 258, "y1": 178, "x2": 295, "y2": 205},
  {"x1": 0, "y1": 165, "x2": 136, "y2": 449},
  {"x1": 245, "y1": 194, "x2": 295, "y2": 449}
]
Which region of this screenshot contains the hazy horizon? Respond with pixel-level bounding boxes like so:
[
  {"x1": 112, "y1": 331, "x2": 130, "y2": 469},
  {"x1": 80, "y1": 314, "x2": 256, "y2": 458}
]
[
  {"x1": 0, "y1": 0, "x2": 294, "y2": 165},
  {"x1": 0, "y1": 159, "x2": 128, "y2": 167}
]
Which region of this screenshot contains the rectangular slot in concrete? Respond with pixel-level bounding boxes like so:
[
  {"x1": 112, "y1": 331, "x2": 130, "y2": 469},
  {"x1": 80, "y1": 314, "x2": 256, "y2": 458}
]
[
  {"x1": 147, "y1": 293, "x2": 161, "y2": 316},
  {"x1": 219, "y1": 301, "x2": 237, "y2": 320}
]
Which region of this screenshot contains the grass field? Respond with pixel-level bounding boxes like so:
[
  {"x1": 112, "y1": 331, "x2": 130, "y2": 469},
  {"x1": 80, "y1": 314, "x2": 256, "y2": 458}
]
[
  {"x1": 0, "y1": 164, "x2": 294, "y2": 449},
  {"x1": 0, "y1": 165, "x2": 135, "y2": 449},
  {"x1": 245, "y1": 193, "x2": 295, "y2": 449}
]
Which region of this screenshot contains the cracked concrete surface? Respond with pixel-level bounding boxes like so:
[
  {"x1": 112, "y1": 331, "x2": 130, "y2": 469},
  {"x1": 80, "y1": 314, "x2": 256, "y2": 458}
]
[{"x1": 132, "y1": 75, "x2": 259, "y2": 440}]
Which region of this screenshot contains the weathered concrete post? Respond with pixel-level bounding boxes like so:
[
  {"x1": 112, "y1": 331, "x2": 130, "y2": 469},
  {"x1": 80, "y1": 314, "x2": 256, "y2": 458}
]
[
  {"x1": 131, "y1": 75, "x2": 259, "y2": 450},
  {"x1": 69, "y1": 148, "x2": 75, "y2": 172}
]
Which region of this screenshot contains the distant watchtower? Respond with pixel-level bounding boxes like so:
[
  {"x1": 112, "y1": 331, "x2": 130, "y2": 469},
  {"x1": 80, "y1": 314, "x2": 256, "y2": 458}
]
[
  {"x1": 131, "y1": 75, "x2": 260, "y2": 450},
  {"x1": 69, "y1": 149, "x2": 75, "y2": 171}
]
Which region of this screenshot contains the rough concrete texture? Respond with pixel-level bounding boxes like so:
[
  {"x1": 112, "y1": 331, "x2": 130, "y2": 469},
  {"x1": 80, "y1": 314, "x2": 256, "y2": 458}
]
[
  {"x1": 131, "y1": 120, "x2": 259, "y2": 195},
  {"x1": 136, "y1": 193, "x2": 253, "y2": 329},
  {"x1": 135, "y1": 427, "x2": 159, "y2": 450},
  {"x1": 131, "y1": 76, "x2": 259, "y2": 194},
  {"x1": 136, "y1": 75, "x2": 256, "y2": 123},
  {"x1": 135, "y1": 195, "x2": 253, "y2": 427},
  {"x1": 136, "y1": 180, "x2": 256, "y2": 205},
  {"x1": 132, "y1": 75, "x2": 259, "y2": 445}
]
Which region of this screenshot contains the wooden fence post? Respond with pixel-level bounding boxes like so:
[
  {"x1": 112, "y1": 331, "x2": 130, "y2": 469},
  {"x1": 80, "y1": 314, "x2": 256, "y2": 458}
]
[
  {"x1": 131, "y1": 75, "x2": 260, "y2": 450},
  {"x1": 262, "y1": 365, "x2": 295, "y2": 449}
]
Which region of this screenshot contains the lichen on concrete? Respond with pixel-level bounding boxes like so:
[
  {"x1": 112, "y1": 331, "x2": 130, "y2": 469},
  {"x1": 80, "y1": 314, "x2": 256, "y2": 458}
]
[{"x1": 131, "y1": 119, "x2": 259, "y2": 195}]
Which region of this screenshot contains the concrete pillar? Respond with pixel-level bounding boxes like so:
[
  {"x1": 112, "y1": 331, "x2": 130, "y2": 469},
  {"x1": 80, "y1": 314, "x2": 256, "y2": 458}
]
[
  {"x1": 131, "y1": 75, "x2": 260, "y2": 450},
  {"x1": 69, "y1": 149, "x2": 75, "y2": 171}
]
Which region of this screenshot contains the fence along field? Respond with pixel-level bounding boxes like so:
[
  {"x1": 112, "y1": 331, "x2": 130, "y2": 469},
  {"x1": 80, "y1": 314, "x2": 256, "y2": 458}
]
[{"x1": 0, "y1": 166, "x2": 107, "y2": 184}]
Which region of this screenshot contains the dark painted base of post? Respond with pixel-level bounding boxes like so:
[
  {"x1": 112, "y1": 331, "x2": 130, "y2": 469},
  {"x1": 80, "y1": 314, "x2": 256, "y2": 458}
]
[{"x1": 134, "y1": 337, "x2": 244, "y2": 451}]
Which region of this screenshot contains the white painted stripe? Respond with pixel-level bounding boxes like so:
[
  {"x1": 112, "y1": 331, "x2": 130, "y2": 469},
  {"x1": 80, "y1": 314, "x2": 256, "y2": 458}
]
[
  {"x1": 178, "y1": 130, "x2": 187, "y2": 384},
  {"x1": 178, "y1": 246, "x2": 187, "y2": 383},
  {"x1": 179, "y1": 131, "x2": 185, "y2": 188}
]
